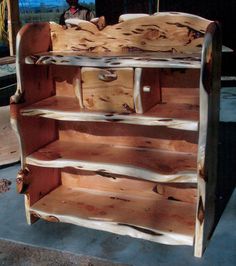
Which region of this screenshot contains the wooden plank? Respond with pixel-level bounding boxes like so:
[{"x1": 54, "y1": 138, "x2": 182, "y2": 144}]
[
  {"x1": 162, "y1": 88, "x2": 199, "y2": 105},
  {"x1": 0, "y1": 106, "x2": 19, "y2": 166},
  {"x1": 26, "y1": 140, "x2": 197, "y2": 183},
  {"x1": 61, "y1": 169, "x2": 197, "y2": 204},
  {"x1": 6, "y1": 0, "x2": 20, "y2": 55},
  {"x1": 119, "y1": 14, "x2": 149, "y2": 22},
  {"x1": 13, "y1": 22, "x2": 52, "y2": 103},
  {"x1": 161, "y1": 69, "x2": 200, "y2": 105},
  {"x1": 25, "y1": 51, "x2": 201, "y2": 69},
  {"x1": 133, "y1": 67, "x2": 143, "y2": 113},
  {"x1": 11, "y1": 21, "x2": 56, "y2": 164},
  {"x1": 20, "y1": 96, "x2": 199, "y2": 131},
  {"x1": 51, "y1": 65, "x2": 80, "y2": 98},
  {"x1": 81, "y1": 67, "x2": 134, "y2": 113},
  {"x1": 10, "y1": 22, "x2": 58, "y2": 225},
  {"x1": 0, "y1": 56, "x2": 15, "y2": 65},
  {"x1": 58, "y1": 121, "x2": 198, "y2": 154},
  {"x1": 30, "y1": 185, "x2": 196, "y2": 246},
  {"x1": 23, "y1": 165, "x2": 61, "y2": 224},
  {"x1": 48, "y1": 13, "x2": 211, "y2": 53},
  {"x1": 194, "y1": 22, "x2": 222, "y2": 257}
]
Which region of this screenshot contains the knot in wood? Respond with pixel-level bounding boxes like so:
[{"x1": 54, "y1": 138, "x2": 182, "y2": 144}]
[{"x1": 144, "y1": 29, "x2": 160, "y2": 41}]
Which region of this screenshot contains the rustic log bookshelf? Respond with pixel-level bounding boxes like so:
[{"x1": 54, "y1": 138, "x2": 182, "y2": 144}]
[{"x1": 10, "y1": 12, "x2": 222, "y2": 257}]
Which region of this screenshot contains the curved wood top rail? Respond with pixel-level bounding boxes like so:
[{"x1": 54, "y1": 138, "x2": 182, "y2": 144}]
[
  {"x1": 50, "y1": 12, "x2": 212, "y2": 53},
  {"x1": 26, "y1": 140, "x2": 197, "y2": 183}
]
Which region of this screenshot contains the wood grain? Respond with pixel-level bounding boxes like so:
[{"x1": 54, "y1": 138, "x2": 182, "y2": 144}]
[
  {"x1": 0, "y1": 106, "x2": 20, "y2": 166},
  {"x1": 25, "y1": 51, "x2": 201, "y2": 69},
  {"x1": 21, "y1": 96, "x2": 199, "y2": 131},
  {"x1": 24, "y1": 165, "x2": 61, "y2": 224},
  {"x1": 58, "y1": 121, "x2": 198, "y2": 153},
  {"x1": 49, "y1": 13, "x2": 211, "y2": 53},
  {"x1": 26, "y1": 140, "x2": 197, "y2": 183},
  {"x1": 23, "y1": 13, "x2": 212, "y2": 70},
  {"x1": 6, "y1": 0, "x2": 20, "y2": 55},
  {"x1": 30, "y1": 185, "x2": 196, "y2": 245},
  {"x1": 10, "y1": 13, "x2": 222, "y2": 257},
  {"x1": 61, "y1": 168, "x2": 197, "y2": 204},
  {"x1": 161, "y1": 69, "x2": 200, "y2": 105},
  {"x1": 14, "y1": 22, "x2": 52, "y2": 104},
  {"x1": 81, "y1": 67, "x2": 134, "y2": 113},
  {"x1": 194, "y1": 22, "x2": 222, "y2": 257}
]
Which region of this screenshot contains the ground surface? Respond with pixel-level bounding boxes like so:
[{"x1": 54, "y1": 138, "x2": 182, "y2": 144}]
[{"x1": 0, "y1": 239, "x2": 129, "y2": 266}]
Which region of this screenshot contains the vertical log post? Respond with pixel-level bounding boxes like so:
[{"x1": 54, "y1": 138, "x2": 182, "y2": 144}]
[
  {"x1": 157, "y1": 0, "x2": 160, "y2": 12},
  {"x1": 7, "y1": 0, "x2": 20, "y2": 55}
]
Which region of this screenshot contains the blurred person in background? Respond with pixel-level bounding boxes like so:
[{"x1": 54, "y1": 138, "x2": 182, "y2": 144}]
[{"x1": 59, "y1": 0, "x2": 94, "y2": 26}]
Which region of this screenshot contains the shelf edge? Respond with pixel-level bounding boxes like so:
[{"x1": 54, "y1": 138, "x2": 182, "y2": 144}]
[
  {"x1": 26, "y1": 156, "x2": 197, "y2": 183},
  {"x1": 21, "y1": 108, "x2": 199, "y2": 131},
  {"x1": 29, "y1": 207, "x2": 194, "y2": 246}
]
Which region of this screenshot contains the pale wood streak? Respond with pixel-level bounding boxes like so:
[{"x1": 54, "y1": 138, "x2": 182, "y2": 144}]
[
  {"x1": 25, "y1": 51, "x2": 201, "y2": 69},
  {"x1": 134, "y1": 68, "x2": 143, "y2": 113}
]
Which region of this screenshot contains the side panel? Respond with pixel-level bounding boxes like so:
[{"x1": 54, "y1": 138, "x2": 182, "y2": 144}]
[
  {"x1": 194, "y1": 22, "x2": 222, "y2": 257},
  {"x1": 10, "y1": 23, "x2": 60, "y2": 224}
]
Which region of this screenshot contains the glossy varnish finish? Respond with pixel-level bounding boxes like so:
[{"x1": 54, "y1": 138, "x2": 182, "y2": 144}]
[{"x1": 11, "y1": 13, "x2": 222, "y2": 257}]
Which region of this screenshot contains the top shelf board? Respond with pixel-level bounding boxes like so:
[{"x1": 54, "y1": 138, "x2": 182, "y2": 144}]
[{"x1": 24, "y1": 51, "x2": 202, "y2": 69}]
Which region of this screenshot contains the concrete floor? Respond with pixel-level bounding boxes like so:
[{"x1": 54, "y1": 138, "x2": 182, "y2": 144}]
[
  {"x1": 0, "y1": 87, "x2": 235, "y2": 265},
  {"x1": 0, "y1": 239, "x2": 129, "y2": 266}
]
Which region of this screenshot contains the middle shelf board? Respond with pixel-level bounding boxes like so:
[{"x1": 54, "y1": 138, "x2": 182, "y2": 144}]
[
  {"x1": 21, "y1": 96, "x2": 199, "y2": 131},
  {"x1": 30, "y1": 185, "x2": 196, "y2": 246},
  {"x1": 24, "y1": 51, "x2": 202, "y2": 69},
  {"x1": 26, "y1": 140, "x2": 197, "y2": 183}
]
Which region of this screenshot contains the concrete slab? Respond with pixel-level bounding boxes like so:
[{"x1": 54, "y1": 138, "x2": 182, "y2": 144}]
[
  {"x1": 0, "y1": 64, "x2": 16, "y2": 78},
  {"x1": 220, "y1": 87, "x2": 236, "y2": 122},
  {"x1": 0, "y1": 163, "x2": 235, "y2": 265},
  {"x1": 0, "y1": 239, "x2": 129, "y2": 266}
]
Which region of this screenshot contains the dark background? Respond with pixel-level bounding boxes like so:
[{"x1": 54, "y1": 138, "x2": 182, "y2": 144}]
[
  {"x1": 96, "y1": 0, "x2": 158, "y2": 24},
  {"x1": 159, "y1": 0, "x2": 236, "y2": 54}
]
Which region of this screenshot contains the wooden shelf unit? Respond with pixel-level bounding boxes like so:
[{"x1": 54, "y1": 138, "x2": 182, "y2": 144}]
[{"x1": 10, "y1": 12, "x2": 222, "y2": 257}]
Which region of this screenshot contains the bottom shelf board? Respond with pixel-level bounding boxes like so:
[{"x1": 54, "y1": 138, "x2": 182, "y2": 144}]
[{"x1": 29, "y1": 185, "x2": 195, "y2": 246}]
